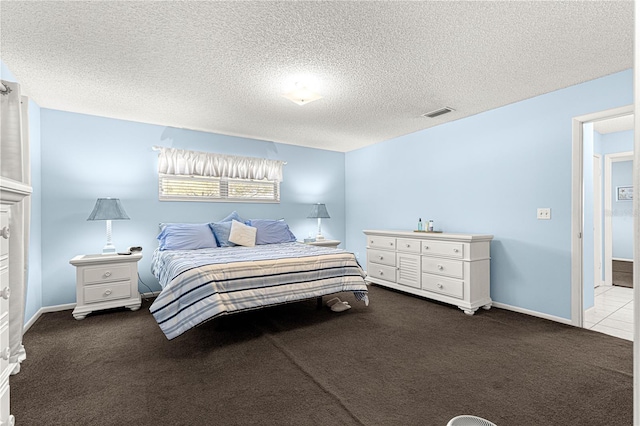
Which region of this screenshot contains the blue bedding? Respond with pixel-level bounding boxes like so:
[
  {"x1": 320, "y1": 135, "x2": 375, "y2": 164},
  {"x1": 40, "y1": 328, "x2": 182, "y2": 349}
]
[{"x1": 150, "y1": 242, "x2": 369, "y2": 339}]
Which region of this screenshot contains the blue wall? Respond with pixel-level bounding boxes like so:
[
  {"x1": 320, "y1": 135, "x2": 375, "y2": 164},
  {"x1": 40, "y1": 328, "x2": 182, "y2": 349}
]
[
  {"x1": 345, "y1": 69, "x2": 633, "y2": 320},
  {"x1": 40, "y1": 110, "x2": 346, "y2": 306}
]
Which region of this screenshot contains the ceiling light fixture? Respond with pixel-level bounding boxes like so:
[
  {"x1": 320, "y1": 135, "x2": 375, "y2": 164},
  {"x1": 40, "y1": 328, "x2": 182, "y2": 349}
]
[{"x1": 282, "y1": 83, "x2": 323, "y2": 106}]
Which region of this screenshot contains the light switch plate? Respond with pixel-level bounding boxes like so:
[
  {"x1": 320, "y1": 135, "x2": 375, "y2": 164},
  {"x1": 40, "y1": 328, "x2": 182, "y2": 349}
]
[{"x1": 537, "y1": 208, "x2": 551, "y2": 220}]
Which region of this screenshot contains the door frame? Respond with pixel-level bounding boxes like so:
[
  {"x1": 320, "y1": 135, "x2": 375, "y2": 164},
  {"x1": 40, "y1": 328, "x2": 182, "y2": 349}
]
[
  {"x1": 570, "y1": 104, "x2": 633, "y2": 327},
  {"x1": 593, "y1": 154, "x2": 603, "y2": 288}
]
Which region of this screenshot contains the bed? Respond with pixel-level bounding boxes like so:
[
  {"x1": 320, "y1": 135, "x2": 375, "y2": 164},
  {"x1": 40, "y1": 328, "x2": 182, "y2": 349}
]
[{"x1": 149, "y1": 217, "x2": 368, "y2": 340}]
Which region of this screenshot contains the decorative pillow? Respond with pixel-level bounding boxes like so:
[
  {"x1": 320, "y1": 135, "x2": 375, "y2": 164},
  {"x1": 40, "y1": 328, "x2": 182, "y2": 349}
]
[
  {"x1": 228, "y1": 220, "x2": 257, "y2": 247},
  {"x1": 157, "y1": 223, "x2": 217, "y2": 251},
  {"x1": 249, "y1": 219, "x2": 297, "y2": 245},
  {"x1": 208, "y1": 211, "x2": 247, "y2": 247},
  {"x1": 209, "y1": 221, "x2": 235, "y2": 247}
]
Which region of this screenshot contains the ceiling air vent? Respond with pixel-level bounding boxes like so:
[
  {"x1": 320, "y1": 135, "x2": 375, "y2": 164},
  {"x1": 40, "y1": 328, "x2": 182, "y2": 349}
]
[{"x1": 422, "y1": 107, "x2": 455, "y2": 118}]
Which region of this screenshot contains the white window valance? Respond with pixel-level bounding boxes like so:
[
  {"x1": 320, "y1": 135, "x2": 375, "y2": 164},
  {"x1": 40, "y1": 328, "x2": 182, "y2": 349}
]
[{"x1": 155, "y1": 147, "x2": 285, "y2": 182}]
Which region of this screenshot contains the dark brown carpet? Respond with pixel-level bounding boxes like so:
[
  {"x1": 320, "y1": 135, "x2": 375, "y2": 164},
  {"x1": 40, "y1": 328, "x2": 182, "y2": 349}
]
[{"x1": 12, "y1": 285, "x2": 632, "y2": 426}]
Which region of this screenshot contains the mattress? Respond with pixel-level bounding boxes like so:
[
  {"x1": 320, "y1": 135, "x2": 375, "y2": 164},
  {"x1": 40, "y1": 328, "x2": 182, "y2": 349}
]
[{"x1": 150, "y1": 242, "x2": 368, "y2": 339}]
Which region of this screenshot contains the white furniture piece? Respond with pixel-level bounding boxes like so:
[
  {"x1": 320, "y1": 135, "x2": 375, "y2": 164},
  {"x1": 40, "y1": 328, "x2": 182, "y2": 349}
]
[
  {"x1": 363, "y1": 230, "x2": 493, "y2": 315},
  {"x1": 303, "y1": 239, "x2": 340, "y2": 248},
  {"x1": 70, "y1": 253, "x2": 142, "y2": 320},
  {"x1": 0, "y1": 177, "x2": 30, "y2": 426}
]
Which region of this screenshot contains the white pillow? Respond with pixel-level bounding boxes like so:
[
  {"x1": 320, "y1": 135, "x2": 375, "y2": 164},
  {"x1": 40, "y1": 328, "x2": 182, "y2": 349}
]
[{"x1": 228, "y1": 220, "x2": 257, "y2": 247}]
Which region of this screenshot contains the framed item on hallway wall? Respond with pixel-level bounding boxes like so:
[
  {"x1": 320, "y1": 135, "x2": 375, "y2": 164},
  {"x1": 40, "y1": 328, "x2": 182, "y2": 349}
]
[{"x1": 616, "y1": 185, "x2": 633, "y2": 201}]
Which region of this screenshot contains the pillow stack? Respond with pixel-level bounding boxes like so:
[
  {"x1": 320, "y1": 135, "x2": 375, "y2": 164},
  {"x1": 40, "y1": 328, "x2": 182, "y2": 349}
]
[{"x1": 157, "y1": 211, "x2": 297, "y2": 250}]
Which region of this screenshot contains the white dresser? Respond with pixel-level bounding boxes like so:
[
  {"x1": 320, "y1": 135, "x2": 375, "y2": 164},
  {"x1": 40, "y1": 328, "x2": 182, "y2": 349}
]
[
  {"x1": 364, "y1": 230, "x2": 493, "y2": 315},
  {"x1": 70, "y1": 253, "x2": 142, "y2": 320},
  {"x1": 0, "y1": 177, "x2": 31, "y2": 426}
]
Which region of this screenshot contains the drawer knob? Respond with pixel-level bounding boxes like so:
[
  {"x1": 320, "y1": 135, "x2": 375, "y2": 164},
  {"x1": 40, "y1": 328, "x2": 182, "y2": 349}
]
[
  {"x1": 0, "y1": 287, "x2": 10, "y2": 300},
  {"x1": 104, "y1": 289, "x2": 112, "y2": 296},
  {"x1": 405, "y1": 244, "x2": 410, "y2": 248},
  {"x1": 437, "y1": 265, "x2": 444, "y2": 270},
  {"x1": 453, "y1": 248, "x2": 459, "y2": 253},
  {"x1": 1, "y1": 347, "x2": 10, "y2": 361},
  {"x1": 424, "y1": 246, "x2": 429, "y2": 250},
  {"x1": 370, "y1": 240, "x2": 374, "y2": 244},
  {"x1": 104, "y1": 271, "x2": 112, "y2": 278},
  {"x1": 0, "y1": 226, "x2": 9, "y2": 239},
  {"x1": 389, "y1": 242, "x2": 393, "y2": 246},
  {"x1": 379, "y1": 271, "x2": 384, "y2": 276},
  {"x1": 437, "y1": 283, "x2": 443, "y2": 289},
  {"x1": 379, "y1": 255, "x2": 384, "y2": 260}
]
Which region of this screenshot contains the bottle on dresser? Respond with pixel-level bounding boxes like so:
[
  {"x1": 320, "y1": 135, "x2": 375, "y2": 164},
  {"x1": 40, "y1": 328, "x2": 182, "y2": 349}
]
[
  {"x1": 427, "y1": 220, "x2": 434, "y2": 232},
  {"x1": 417, "y1": 218, "x2": 424, "y2": 231}
]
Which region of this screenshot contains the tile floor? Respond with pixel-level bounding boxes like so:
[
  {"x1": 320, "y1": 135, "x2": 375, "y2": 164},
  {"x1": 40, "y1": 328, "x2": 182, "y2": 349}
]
[{"x1": 584, "y1": 285, "x2": 634, "y2": 341}]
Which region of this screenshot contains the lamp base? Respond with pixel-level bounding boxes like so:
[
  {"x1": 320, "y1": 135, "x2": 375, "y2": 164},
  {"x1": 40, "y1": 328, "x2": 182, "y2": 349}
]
[
  {"x1": 315, "y1": 234, "x2": 325, "y2": 241},
  {"x1": 102, "y1": 243, "x2": 116, "y2": 254}
]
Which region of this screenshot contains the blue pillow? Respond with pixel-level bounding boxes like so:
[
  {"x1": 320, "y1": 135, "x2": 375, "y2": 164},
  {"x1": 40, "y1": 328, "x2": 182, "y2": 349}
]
[
  {"x1": 221, "y1": 211, "x2": 246, "y2": 224},
  {"x1": 249, "y1": 219, "x2": 297, "y2": 245},
  {"x1": 157, "y1": 223, "x2": 217, "y2": 251},
  {"x1": 209, "y1": 221, "x2": 235, "y2": 247},
  {"x1": 209, "y1": 211, "x2": 248, "y2": 247}
]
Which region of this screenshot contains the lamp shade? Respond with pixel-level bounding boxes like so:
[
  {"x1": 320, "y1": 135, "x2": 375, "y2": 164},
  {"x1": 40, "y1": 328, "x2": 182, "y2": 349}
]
[
  {"x1": 307, "y1": 203, "x2": 330, "y2": 219},
  {"x1": 87, "y1": 198, "x2": 130, "y2": 221}
]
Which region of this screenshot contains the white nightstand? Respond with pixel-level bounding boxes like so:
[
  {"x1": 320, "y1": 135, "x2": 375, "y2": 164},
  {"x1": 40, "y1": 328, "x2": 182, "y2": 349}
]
[
  {"x1": 303, "y1": 239, "x2": 341, "y2": 248},
  {"x1": 70, "y1": 253, "x2": 142, "y2": 320}
]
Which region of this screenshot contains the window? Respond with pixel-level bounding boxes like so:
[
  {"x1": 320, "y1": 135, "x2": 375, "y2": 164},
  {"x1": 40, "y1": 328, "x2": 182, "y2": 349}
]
[{"x1": 156, "y1": 147, "x2": 284, "y2": 203}]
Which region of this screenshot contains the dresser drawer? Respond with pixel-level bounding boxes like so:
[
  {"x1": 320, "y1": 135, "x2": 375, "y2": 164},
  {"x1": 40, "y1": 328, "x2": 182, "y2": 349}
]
[
  {"x1": 367, "y1": 262, "x2": 396, "y2": 283},
  {"x1": 368, "y1": 249, "x2": 396, "y2": 267},
  {"x1": 396, "y1": 238, "x2": 421, "y2": 254},
  {"x1": 367, "y1": 236, "x2": 396, "y2": 250},
  {"x1": 0, "y1": 323, "x2": 9, "y2": 379},
  {"x1": 0, "y1": 211, "x2": 8, "y2": 257},
  {"x1": 421, "y1": 241, "x2": 464, "y2": 258},
  {"x1": 0, "y1": 379, "x2": 10, "y2": 426},
  {"x1": 83, "y1": 264, "x2": 131, "y2": 284},
  {"x1": 422, "y1": 257, "x2": 464, "y2": 279},
  {"x1": 422, "y1": 274, "x2": 464, "y2": 299},
  {"x1": 84, "y1": 281, "x2": 131, "y2": 304}
]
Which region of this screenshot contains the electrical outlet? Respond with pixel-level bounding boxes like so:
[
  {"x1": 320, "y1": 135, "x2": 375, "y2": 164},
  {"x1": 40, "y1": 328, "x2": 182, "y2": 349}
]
[{"x1": 537, "y1": 208, "x2": 551, "y2": 220}]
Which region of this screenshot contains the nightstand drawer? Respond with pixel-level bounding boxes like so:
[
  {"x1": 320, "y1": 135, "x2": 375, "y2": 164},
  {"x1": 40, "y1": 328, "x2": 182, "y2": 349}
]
[
  {"x1": 422, "y1": 257, "x2": 464, "y2": 279},
  {"x1": 422, "y1": 274, "x2": 464, "y2": 299},
  {"x1": 84, "y1": 281, "x2": 131, "y2": 304},
  {"x1": 368, "y1": 249, "x2": 396, "y2": 267},
  {"x1": 83, "y1": 264, "x2": 131, "y2": 284}
]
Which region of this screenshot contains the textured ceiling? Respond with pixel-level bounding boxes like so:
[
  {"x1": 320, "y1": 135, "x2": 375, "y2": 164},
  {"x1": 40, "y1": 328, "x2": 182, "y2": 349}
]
[{"x1": 0, "y1": 1, "x2": 633, "y2": 152}]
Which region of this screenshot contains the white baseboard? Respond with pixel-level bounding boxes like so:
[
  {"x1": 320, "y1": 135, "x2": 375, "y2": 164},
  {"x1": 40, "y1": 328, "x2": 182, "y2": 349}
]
[
  {"x1": 23, "y1": 303, "x2": 76, "y2": 333},
  {"x1": 492, "y1": 301, "x2": 574, "y2": 326},
  {"x1": 23, "y1": 292, "x2": 159, "y2": 334}
]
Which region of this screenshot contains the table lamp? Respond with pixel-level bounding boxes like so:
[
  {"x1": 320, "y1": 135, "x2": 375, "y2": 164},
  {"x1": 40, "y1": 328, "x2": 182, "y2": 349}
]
[
  {"x1": 87, "y1": 198, "x2": 130, "y2": 254},
  {"x1": 307, "y1": 203, "x2": 330, "y2": 241}
]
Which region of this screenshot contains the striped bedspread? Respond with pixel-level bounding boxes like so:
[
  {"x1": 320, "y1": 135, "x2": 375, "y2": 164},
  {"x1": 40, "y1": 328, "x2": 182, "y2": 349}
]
[{"x1": 150, "y1": 242, "x2": 368, "y2": 340}]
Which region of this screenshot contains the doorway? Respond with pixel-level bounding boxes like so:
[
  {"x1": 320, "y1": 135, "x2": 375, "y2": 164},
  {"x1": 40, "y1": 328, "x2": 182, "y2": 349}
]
[{"x1": 571, "y1": 105, "x2": 634, "y2": 340}]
